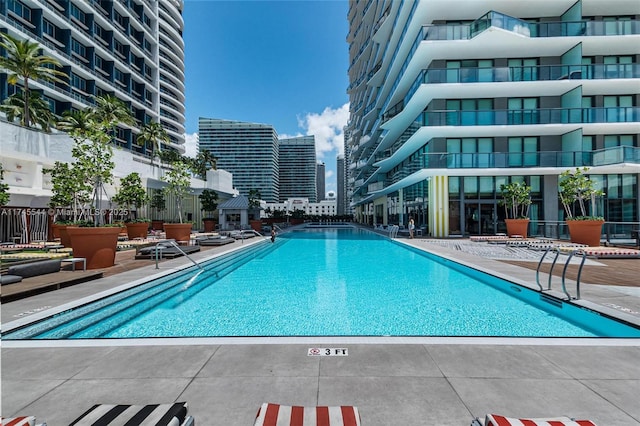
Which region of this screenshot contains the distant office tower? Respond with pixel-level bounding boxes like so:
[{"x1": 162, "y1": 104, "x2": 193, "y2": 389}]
[
  {"x1": 336, "y1": 154, "x2": 345, "y2": 215},
  {"x1": 279, "y1": 136, "x2": 317, "y2": 202},
  {"x1": 199, "y1": 118, "x2": 279, "y2": 202},
  {"x1": 316, "y1": 162, "x2": 326, "y2": 201},
  {"x1": 0, "y1": 0, "x2": 186, "y2": 153}
]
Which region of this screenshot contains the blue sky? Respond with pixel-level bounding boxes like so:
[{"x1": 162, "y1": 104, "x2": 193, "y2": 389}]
[{"x1": 182, "y1": 0, "x2": 350, "y2": 194}]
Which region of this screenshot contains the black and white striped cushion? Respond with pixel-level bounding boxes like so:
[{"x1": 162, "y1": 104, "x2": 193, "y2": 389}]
[{"x1": 69, "y1": 402, "x2": 188, "y2": 426}]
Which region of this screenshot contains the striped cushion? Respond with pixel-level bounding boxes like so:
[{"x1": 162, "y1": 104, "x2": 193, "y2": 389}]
[
  {"x1": 254, "y1": 403, "x2": 361, "y2": 426},
  {"x1": 485, "y1": 414, "x2": 597, "y2": 426},
  {"x1": 69, "y1": 402, "x2": 188, "y2": 426},
  {"x1": 1, "y1": 417, "x2": 36, "y2": 426}
]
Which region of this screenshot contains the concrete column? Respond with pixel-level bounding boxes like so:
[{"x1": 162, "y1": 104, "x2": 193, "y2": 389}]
[{"x1": 428, "y1": 176, "x2": 449, "y2": 237}]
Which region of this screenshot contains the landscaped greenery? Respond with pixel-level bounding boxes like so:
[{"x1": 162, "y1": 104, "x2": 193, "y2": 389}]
[
  {"x1": 499, "y1": 181, "x2": 531, "y2": 219},
  {"x1": 199, "y1": 189, "x2": 219, "y2": 219},
  {"x1": 0, "y1": 32, "x2": 67, "y2": 130},
  {"x1": 57, "y1": 94, "x2": 136, "y2": 225},
  {"x1": 559, "y1": 167, "x2": 605, "y2": 220},
  {"x1": 0, "y1": 163, "x2": 10, "y2": 207},
  {"x1": 163, "y1": 160, "x2": 191, "y2": 223},
  {"x1": 137, "y1": 121, "x2": 169, "y2": 166},
  {"x1": 112, "y1": 172, "x2": 149, "y2": 222}
]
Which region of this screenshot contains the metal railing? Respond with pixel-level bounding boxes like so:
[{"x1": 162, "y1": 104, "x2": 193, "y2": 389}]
[
  {"x1": 154, "y1": 240, "x2": 202, "y2": 270},
  {"x1": 535, "y1": 247, "x2": 587, "y2": 299}
]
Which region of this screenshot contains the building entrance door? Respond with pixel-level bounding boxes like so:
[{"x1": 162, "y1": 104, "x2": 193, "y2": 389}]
[{"x1": 465, "y1": 202, "x2": 499, "y2": 235}]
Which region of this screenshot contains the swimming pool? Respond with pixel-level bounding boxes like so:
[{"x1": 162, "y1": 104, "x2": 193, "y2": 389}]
[{"x1": 4, "y1": 228, "x2": 640, "y2": 339}]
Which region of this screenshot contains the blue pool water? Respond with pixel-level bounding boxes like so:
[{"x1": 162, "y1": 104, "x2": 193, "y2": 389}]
[{"x1": 4, "y1": 228, "x2": 640, "y2": 339}]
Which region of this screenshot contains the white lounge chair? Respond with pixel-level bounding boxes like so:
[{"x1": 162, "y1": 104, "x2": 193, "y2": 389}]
[{"x1": 254, "y1": 402, "x2": 360, "y2": 426}]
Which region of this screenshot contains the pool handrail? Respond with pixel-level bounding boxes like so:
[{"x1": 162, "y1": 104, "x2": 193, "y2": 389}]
[
  {"x1": 536, "y1": 246, "x2": 587, "y2": 299},
  {"x1": 154, "y1": 240, "x2": 203, "y2": 270}
]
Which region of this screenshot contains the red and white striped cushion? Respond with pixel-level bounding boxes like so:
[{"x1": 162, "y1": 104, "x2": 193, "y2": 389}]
[
  {"x1": 485, "y1": 414, "x2": 596, "y2": 426},
  {"x1": 1, "y1": 417, "x2": 36, "y2": 426},
  {"x1": 254, "y1": 403, "x2": 361, "y2": 426}
]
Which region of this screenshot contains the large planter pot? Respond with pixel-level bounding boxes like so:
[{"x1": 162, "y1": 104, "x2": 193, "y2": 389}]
[
  {"x1": 504, "y1": 218, "x2": 530, "y2": 238},
  {"x1": 55, "y1": 224, "x2": 72, "y2": 247},
  {"x1": 567, "y1": 220, "x2": 604, "y2": 247},
  {"x1": 164, "y1": 223, "x2": 193, "y2": 242},
  {"x1": 125, "y1": 222, "x2": 149, "y2": 239},
  {"x1": 203, "y1": 218, "x2": 217, "y2": 232},
  {"x1": 151, "y1": 220, "x2": 164, "y2": 231},
  {"x1": 250, "y1": 220, "x2": 262, "y2": 232},
  {"x1": 66, "y1": 226, "x2": 121, "y2": 269}
]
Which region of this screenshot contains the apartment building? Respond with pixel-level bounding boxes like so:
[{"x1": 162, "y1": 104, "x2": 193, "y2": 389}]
[
  {"x1": 345, "y1": 0, "x2": 640, "y2": 237},
  {"x1": 1, "y1": 0, "x2": 186, "y2": 152},
  {"x1": 198, "y1": 117, "x2": 280, "y2": 203},
  {"x1": 279, "y1": 136, "x2": 317, "y2": 202}
]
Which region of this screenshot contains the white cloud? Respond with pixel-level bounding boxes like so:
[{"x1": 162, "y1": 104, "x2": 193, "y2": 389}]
[
  {"x1": 183, "y1": 132, "x2": 199, "y2": 158},
  {"x1": 296, "y1": 103, "x2": 349, "y2": 160},
  {"x1": 325, "y1": 170, "x2": 334, "y2": 179}
]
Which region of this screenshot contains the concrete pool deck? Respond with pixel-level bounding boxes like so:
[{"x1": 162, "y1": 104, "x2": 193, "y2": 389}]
[{"x1": 2, "y1": 235, "x2": 640, "y2": 425}]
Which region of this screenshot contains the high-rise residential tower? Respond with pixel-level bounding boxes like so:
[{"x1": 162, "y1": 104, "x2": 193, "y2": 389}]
[
  {"x1": 199, "y1": 118, "x2": 279, "y2": 202},
  {"x1": 346, "y1": 0, "x2": 640, "y2": 236},
  {"x1": 279, "y1": 136, "x2": 317, "y2": 202},
  {"x1": 316, "y1": 161, "x2": 325, "y2": 201},
  {"x1": 0, "y1": 0, "x2": 186, "y2": 153}
]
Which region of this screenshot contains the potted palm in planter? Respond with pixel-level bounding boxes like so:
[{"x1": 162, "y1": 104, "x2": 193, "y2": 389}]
[
  {"x1": 0, "y1": 163, "x2": 10, "y2": 207},
  {"x1": 150, "y1": 189, "x2": 166, "y2": 231},
  {"x1": 56, "y1": 95, "x2": 136, "y2": 269},
  {"x1": 113, "y1": 172, "x2": 150, "y2": 239},
  {"x1": 499, "y1": 181, "x2": 531, "y2": 237},
  {"x1": 199, "y1": 189, "x2": 219, "y2": 232},
  {"x1": 559, "y1": 167, "x2": 605, "y2": 247},
  {"x1": 162, "y1": 160, "x2": 193, "y2": 242}
]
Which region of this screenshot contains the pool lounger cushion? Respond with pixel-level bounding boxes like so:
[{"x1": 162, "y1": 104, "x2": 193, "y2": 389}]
[
  {"x1": 135, "y1": 245, "x2": 201, "y2": 259},
  {"x1": 7, "y1": 259, "x2": 62, "y2": 278},
  {"x1": 1, "y1": 274, "x2": 23, "y2": 285},
  {"x1": 198, "y1": 236, "x2": 235, "y2": 246},
  {"x1": 69, "y1": 402, "x2": 193, "y2": 426},
  {"x1": 1, "y1": 416, "x2": 46, "y2": 426},
  {"x1": 254, "y1": 402, "x2": 360, "y2": 426},
  {"x1": 483, "y1": 414, "x2": 596, "y2": 425}
]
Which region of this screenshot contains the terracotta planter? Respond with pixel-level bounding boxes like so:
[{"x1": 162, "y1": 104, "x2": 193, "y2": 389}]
[
  {"x1": 250, "y1": 220, "x2": 262, "y2": 232},
  {"x1": 125, "y1": 222, "x2": 149, "y2": 239},
  {"x1": 164, "y1": 223, "x2": 193, "y2": 242},
  {"x1": 66, "y1": 226, "x2": 121, "y2": 269},
  {"x1": 203, "y1": 218, "x2": 216, "y2": 232},
  {"x1": 151, "y1": 220, "x2": 164, "y2": 231},
  {"x1": 567, "y1": 220, "x2": 604, "y2": 247},
  {"x1": 55, "y1": 224, "x2": 72, "y2": 247},
  {"x1": 504, "y1": 218, "x2": 530, "y2": 238}
]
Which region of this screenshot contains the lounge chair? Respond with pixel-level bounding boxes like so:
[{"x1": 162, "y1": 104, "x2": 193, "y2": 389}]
[
  {"x1": 1, "y1": 416, "x2": 46, "y2": 426},
  {"x1": 135, "y1": 244, "x2": 201, "y2": 259},
  {"x1": 197, "y1": 236, "x2": 235, "y2": 246},
  {"x1": 254, "y1": 403, "x2": 360, "y2": 426},
  {"x1": 474, "y1": 413, "x2": 596, "y2": 425},
  {"x1": 69, "y1": 402, "x2": 194, "y2": 425}
]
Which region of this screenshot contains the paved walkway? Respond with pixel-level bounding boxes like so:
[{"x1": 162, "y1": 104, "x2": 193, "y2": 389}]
[{"x1": 2, "y1": 235, "x2": 640, "y2": 425}]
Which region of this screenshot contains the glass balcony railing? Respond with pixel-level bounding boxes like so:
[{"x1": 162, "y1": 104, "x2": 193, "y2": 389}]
[
  {"x1": 418, "y1": 11, "x2": 639, "y2": 41},
  {"x1": 420, "y1": 146, "x2": 640, "y2": 170},
  {"x1": 421, "y1": 107, "x2": 639, "y2": 126}
]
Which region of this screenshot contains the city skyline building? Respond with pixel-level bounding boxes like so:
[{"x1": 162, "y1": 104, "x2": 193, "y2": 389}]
[
  {"x1": 279, "y1": 136, "x2": 317, "y2": 202},
  {"x1": 198, "y1": 117, "x2": 279, "y2": 202},
  {"x1": 336, "y1": 154, "x2": 346, "y2": 216},
  {"x1": 0, "y1": 0, "x2": 186, "y2": 153},
  {"x1": 316, "y1": 161, "x2": 325, "y2": 201},
  {"x1": 346, "y1": 0, "x2": 640, "y2": 236}
]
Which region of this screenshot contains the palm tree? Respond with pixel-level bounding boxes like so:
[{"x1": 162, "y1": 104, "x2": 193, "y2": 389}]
[
  {"x1": 137, "y1": 121, "x2": 169, "y2": 166},
  {"x1": 93, "y1": 94, "x2": 137, "y2": 130},
  {"x1": 0, "y1": 33, "x2": 67, "y2": 128},
  {"x1": 0, "y1": 92, "x2": 56, "y2": 132},
  {"x1": 191, "y1": 149, "x2": 218, "y2": 179}
]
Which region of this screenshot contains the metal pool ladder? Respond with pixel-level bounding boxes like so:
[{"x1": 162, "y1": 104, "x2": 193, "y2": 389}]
[
  {"x1": 155, "y1": 240, "x2": 203, "y2": 270},
  {"x1": 535, "y1": 246, "x2": 587, "y2": 300}
]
